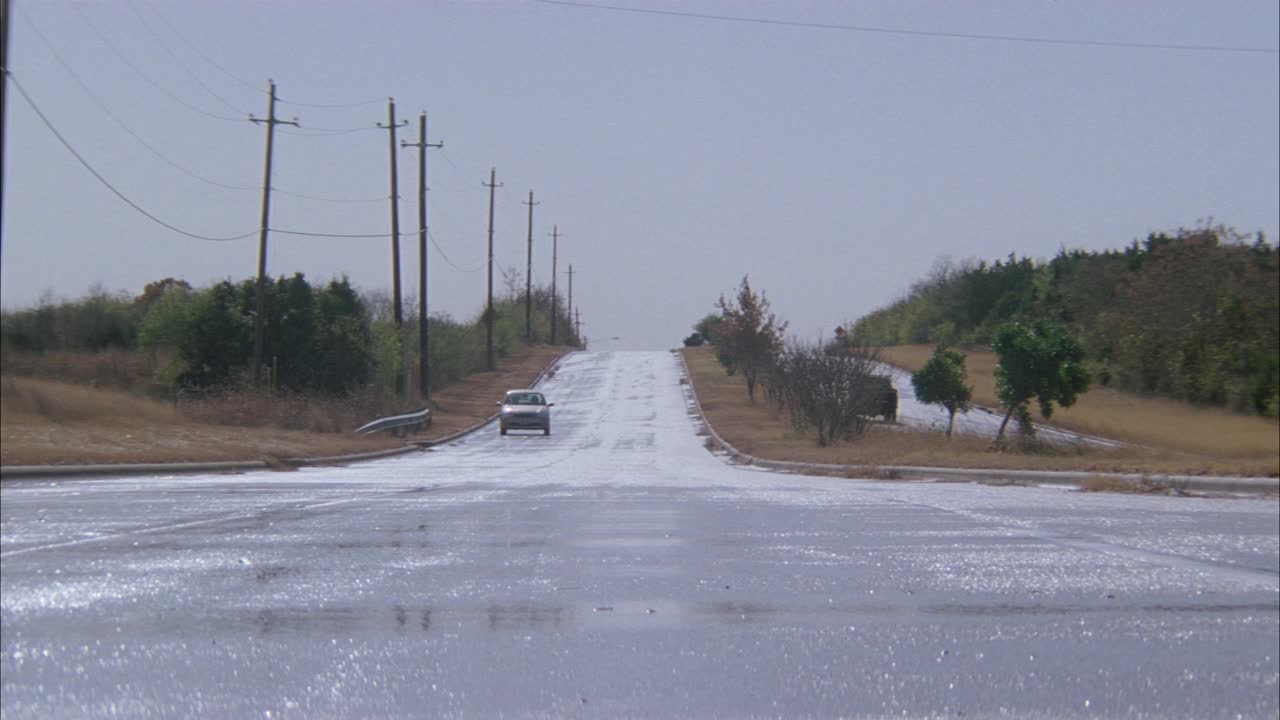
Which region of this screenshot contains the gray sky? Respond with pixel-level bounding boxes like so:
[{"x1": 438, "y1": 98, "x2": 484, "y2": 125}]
[{"x1": 3, "y1": 0, "x2": 1277, "y2": 351}]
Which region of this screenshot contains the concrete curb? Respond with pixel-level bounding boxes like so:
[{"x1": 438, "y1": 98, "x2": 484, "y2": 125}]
[
  {"x1": 675, "y1": 350, "x2": 1279, "y2": 498},
  {"x1": 0, "y1": 460, "x2": 270, "y2": 479},
  {"x1": 0, "y1": 350, "x2": 575, "y2": 481}
]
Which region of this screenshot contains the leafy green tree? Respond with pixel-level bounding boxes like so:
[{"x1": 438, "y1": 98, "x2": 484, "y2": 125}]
[
  {"x1": 992, "y1": 321, "x2": 1090, "y2": 441},
  {"x1": 694, "y1": 312, "x2": 737, "y2": 375},
  {"x1": 312, "y1": 278, "x2": 372, "y2": 394},
  {"x1": 717, "y1": 276, "x2": 787, "y2": 402},
  {"x1": 179, "y1": 281, "x2": 253, "y2": 387},
  {"x1": 694, "y1": 313, "x2": 724, "y2": 345},
  {"x1": 911, "y1": 345, "x2": 973, "y2": 437}
]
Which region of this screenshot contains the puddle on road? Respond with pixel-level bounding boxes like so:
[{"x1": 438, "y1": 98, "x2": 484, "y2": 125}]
[
  {"x1": 190, "y1": 591, "x2": 1280, "y2": 639},
  {"x1": 575, "y1": 536, "x2": 684, "y2": 549}
]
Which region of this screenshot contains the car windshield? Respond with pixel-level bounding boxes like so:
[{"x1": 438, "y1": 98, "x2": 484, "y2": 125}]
[{"x1": 506, "y1": 393, "x2": 545, "y2": 406}]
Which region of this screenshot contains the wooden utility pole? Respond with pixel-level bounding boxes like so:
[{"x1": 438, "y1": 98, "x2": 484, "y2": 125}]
[
  {"x1": 483, "y1": 168, "x2": 501, "y2": 370},
  {"x1": 378, "y1": 98, "x2": 408, "y2": 326},
  {"x1": 522, "y1": 191, "x2": 538, "y2": 341},
  {"x1": 249, "y1": 80, "x2": 298, "y2": 386},
  {"x1": 567, "y1": 263, "x2": 574, "y2": 340},
  {"x1": 550, "y1": 225, "x2": 559, "y2": 344},
  {"x1": 1, "y1": 0, "x2": 10, "y2": 272},
  {"x1": 400, "y1": 112, "x2": 442, "y2": 400}
]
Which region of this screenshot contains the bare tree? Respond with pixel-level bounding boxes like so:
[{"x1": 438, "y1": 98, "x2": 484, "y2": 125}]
[
  {"x1": 776, "y1": 339, "x2": 886, "y2": 446},
  {"x1": 501, "y1": 266, "x2": 524, "y2": 303}
]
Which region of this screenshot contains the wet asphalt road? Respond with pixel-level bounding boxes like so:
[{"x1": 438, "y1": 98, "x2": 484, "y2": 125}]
[{"x1": 2, "y1": 351, "x2": 1278, "y2": 719}]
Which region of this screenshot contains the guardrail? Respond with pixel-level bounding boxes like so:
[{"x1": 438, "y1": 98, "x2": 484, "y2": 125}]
[{"x1": 353, "y1": 406, "x2": 431, "y2": 436}]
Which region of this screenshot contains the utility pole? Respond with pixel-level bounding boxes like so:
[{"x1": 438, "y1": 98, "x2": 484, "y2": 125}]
[
  {"x1": 483, "y1": 168, "x2": 502, "y2": 370},
  {"x1": 249, "y1": 80, "x2": 299, "y2": 386},
  {"x1": 378, "y1": 98, "x2": 408, "y2": 326},
  {"x1": 1, "y1": 0, "x2": 11, "y2": 273},
  {"x1": 550, "y1": 225, "x2": 560, "y2": 344},
  {"x1": 400, "y1": 112, "x2": 442, "y2": 400},
  {"x1": 522, "y1": 191, "x2": 538, "y2": 341},
  {"x1": 567, "y1": 263, "x2": 574, "y2": 341}
]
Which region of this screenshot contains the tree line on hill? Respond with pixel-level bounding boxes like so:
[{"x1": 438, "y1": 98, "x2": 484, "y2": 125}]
[
  {"x1": 1, "y1": 274, "x2": 579, "y2": 399},
  {"x1": 851, "y1": 226, "x2": 1279, "y2": 417}
]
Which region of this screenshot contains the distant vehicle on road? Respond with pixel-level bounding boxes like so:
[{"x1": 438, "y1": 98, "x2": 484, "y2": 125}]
[
  {"x1": 859, "y1": 376, "x2": 898, "y2": 422},
  {"x1": 497, "y1": 390, "x2": 554, "y2": 436}
]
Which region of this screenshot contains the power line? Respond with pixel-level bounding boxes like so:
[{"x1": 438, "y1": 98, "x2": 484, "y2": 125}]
[
  {"x1": 15, "y1": 17, "x2": 390, "y2": 205},
  {"x1": 9, "y1": 72, "x2": 257, "y2": 243},
  {"x1": 277, "y1": 95, "x2": 385, "y2": 110},
  {"x1": 269, "y1": 227, "x2": 484, "y2": 270},
  {"x1": 428, "y1": 230, "x2": 484, "y2": 273},
  {"x1": 124, "y1": 0, "x2": 255, "y2": 117},
  {"x1": 437, "y1": 148, "x2": 468, "y2": 173},
  {"x1": 536, "y1": 0, "x2": 1280, "y2": 54},
  {"x1": 270, "y1": 228, "x2": 412, "y2": 239},
  {"x1": 271, "y1": 188, "x2": 387, "y2": 204},
  {"x1": 135, "y1": 0, "x2": 383, "y2": 109},
  {"x1": 12, "y1": 69, "x2": 488, "y2": 251},
  {"x1": 280, "y1": 125, "x2": 382, "y2": 136},
  {"x1": 67, "y1": 3, "x2": 244, "y2": 122},
  {"x1": 132, "y1": 0, "x2": 262, "y2": 93},
  {"x1": 19, "y1": 9, "x2": 260, "y2": 193}
]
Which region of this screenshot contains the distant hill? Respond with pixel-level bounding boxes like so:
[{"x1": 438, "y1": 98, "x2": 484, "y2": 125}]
[{"x1": 851, "y1": 226, "x2": 1279, "y2": 417}]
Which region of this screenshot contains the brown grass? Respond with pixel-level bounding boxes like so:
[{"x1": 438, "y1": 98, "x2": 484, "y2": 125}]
[
  {"x1": 685, "y1": 345, "x2": 1278, "y2": 477},
  {"x1": 1, "y1": 349, "x2": 170, "y2": 397},
  {"x1": 1, "y1": 345, "x2": 569, "y2": 467},
  {"x1": 880, "y1": 344, "x2": 1279, "y2": 463}
]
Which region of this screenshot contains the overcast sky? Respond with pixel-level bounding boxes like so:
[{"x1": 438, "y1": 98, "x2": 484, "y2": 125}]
[{"x1": 3, "y1": 1, "x2": 1277, "y2": 350}]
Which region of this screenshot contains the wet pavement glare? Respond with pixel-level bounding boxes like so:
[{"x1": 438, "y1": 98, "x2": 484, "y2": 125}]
[{"x1": 2, "y1": 351, "x2": 1278, "y2": 718}]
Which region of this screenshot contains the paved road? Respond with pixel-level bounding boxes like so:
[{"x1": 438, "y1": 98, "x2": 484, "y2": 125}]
[{"x1": 3, "y1": 351, "x2": 1277, "y2": 719}]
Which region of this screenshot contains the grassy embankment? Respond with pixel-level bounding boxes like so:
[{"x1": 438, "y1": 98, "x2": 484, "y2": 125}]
[
  {"x1": 684, "y1": 345, "x2": 1279, "y2": 478},
  {"x1": 1, "y1": 345, "x2": 567, "y2": 467}
]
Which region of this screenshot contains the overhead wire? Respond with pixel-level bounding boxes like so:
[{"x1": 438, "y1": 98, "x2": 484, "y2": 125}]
[
  {"x1": 14, "y1": 8, "x2": 541, "y2": 251},
  {"x1": 270, "y1": 228, "x2": 411, "y2": 238},
  {"x1": 123, "y1": 0, "x2": 257, "y2": 117},
  {"x1": 130, "y1": 0, "x2": 263, "y2": 93},
  {"x1": 271, "y1": 188, "x2": 388, "y2": 204},
  {"x1": 132, "y1": 1, "x2": 386, "y2": 116},
  {"x1": 20, "y1": 9, "x2": 389, "y2": 205},
  {"x1": 276, "y1": 95, "x2": 386, "y2": 110},
  {"x1": 9, "y1": 72, "x2": 258, "y2": 242},
  {"x1": 134, "y1": 0, "x2": 382, "y2": 108},
  {"x1": 280, "y1": 125, "x2": 382, "y2": 137},
  {"x1": 429, "y1": 230, "x2": 485, "y2": 273},
  {"x1": 18, "y1": 9, "x2": 260, "y2": 193},
  {"x1": 536, "y1": 0, "x2": 1280, "y2": 54},
  {"x1": 67, "y1": 2, "x2": 245, "y2": 122}
]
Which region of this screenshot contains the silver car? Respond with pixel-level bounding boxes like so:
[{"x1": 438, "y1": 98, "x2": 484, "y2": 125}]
[{"x1": 497, "y1": 389, "x2": 554, "y2": 436}]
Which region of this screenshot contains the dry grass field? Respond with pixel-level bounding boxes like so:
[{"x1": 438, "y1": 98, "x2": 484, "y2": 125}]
[
  {"x1": 685, "y1": 345, "x2": 1278, "y2": 477},
  {"x1": 880, "y1": 345, "x2": 1279, "y2": 462},
  {"x1": 1, "y1": 345, "x2": 568, "y2": 467}
]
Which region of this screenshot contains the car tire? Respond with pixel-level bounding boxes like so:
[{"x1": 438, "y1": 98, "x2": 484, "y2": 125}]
[
  {"x1": 543, "y1": 424, "x2": 551, "y2": 436},
  {"x1": 500, "y1": 423, "x2": 507, "y2": 436}
]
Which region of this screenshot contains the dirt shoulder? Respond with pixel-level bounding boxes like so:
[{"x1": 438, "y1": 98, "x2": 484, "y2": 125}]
[
  {"x1": 683, "y1": 346, "x2": 1279, "y2": 478},
  {"x1": 1, "y1": 346, "x2": 569, "y2": 467}
]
